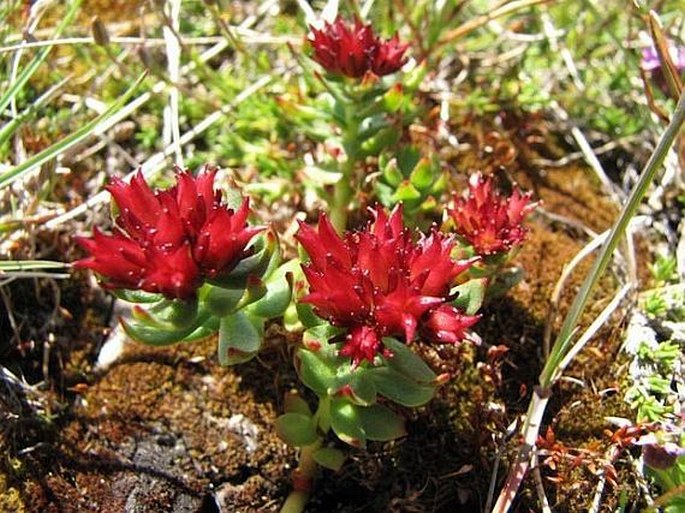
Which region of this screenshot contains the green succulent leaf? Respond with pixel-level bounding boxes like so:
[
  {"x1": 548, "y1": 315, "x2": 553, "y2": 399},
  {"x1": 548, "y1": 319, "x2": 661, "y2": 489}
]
[
  {"x1": 312, "y1": 447, "x2": 346, "y2": 472},
  {"x1": 218, "y1": 311, "x2": 262, "y2": 366},
  {"x1": 360, "y1": 126, "x2": 401, "y2": 156},
  {"x1": 246, "y1": 260, "x2": 295, "y2": 318},
  {"x1": 217, "y1": 233, "x2": 273, "y2": 285},
  {"x1": 451, "y1": 278, "x2": 488, "y2": 316},
  {"x1": 121, "y1": 310, "x2": 209, "y2": 346},
  {"x1": 180, "y1": 318, "x2": 220, "y2": 343},
  {"x1": 358, "y1": 114, "x2": 389, "y2": 139},
  {"x1": 383, "y1": 85, "x2": 405, "y2": 113},
  {"x1": 113, "y1": 289, "x2": 164, "y2": 304},
  {"x1": 343, "y1": 371, "x2": 377, "y2": 406},
  {"x1": 303, "y1": 325, "x2": 344, "y2": 359},
  {"x1": 374, "y1": 182, "x2": 395, "y2": 207},
  {"x1": 302, "y1": 165, "x2": 343, "y2": 185},
  {"x1": 204, "y1": 285, "x2": 245, "y2": 317},
  {"x1": 392, "y1": 181, "x2": 422, "y2": 202},
  {"x1": 358, "y1": 403, "x2": 406, "y2": 441},
  {"x1": 381, "y1": 159, "x2": 404, "y2": 187},
  {"x1": 141, "y1": 298, "x2": 199, "y2": 329},
  {"x1": 381, "y1": 337, "x2": 437, "y2": 383},
  {"x1": 409, "y1": 157, "x2": 436, "y2": 192},
  {"x1": 330, "y1": 398, "x2": 366, "y2": 448},
  {"x1": 297, "y1": 348, "x2": 337, "y2": 396},
  {"x1": 275, "y1": 413, "x2": 318, "y2": 447},
  {"x1": 369, "y1": 366, "x2": 436, "y2": 407},
  {"x1": 404, "y1": 61, "x2": 427, "y2": 91},
  {"x1": 284, "y1": 393, "x2": 312, "y2": 416}
]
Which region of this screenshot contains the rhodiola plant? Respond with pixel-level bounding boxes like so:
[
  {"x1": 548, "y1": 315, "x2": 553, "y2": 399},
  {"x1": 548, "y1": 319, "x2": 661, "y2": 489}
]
[
  {"x1": 277, "y1": 205, "x2": 483, "y2": 512},
  {"x1": 74, "y1": 167, "x2": 293, "y2": 363},
  {"x1": 74, "y1": 160, "x2": 537, "y2": 513},
  {"x1": 446, "y1": 172, "x2": 538, "y2": 297},
  {"x1": 281, "y1": 15, "x2": 428, "y2": 232}
]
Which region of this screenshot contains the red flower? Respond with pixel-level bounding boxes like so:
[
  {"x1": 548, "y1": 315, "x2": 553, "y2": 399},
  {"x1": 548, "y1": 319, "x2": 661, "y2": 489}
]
[
  {"x1": 296, "y1": 206, "x2": 478, "y2": 365},
  {"x1": 75, "y1": 168, "x2": 262, "y2": 300},
  {"x1": 449, "y1": 174, "x2": 536, "y2": 256},
  {"x1": 308, "y1": 16, "x2": 408, "y2": 78}
]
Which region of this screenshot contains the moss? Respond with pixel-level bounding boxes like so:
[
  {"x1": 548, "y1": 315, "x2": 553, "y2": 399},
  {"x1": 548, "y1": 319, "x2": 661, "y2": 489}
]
[{"x1": 0, "y1": 473, "x2": 26, "y2": 513}]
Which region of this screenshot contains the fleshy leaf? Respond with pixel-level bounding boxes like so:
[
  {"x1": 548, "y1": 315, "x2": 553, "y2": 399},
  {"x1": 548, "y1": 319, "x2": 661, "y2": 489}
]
[
  {"x1": 121, "y1": 311, "x2": 208, "y2": 346},
  {"x1": 204, "y1": 285, "x2": 245, "y2": 317},
  {"x1": 275, "y1": 413, "x2": 318, "y2": 447},
  {"x1": 451, "y1": 278, "x2": 488, "y2": 316},
  {"x1": 297, "y1": 348, "x2": 337, "y2": 396},
  {"x1": 113, "y1": 289, "x2": 164, "y2": 304},
  {"x1": 284, "y1": 393, "x2": 312, "y2": 416},
  {"x1": 312, "y1": 447, "x2": 345, "y2": 472},
  {"x1": 330, "y1": 398, "x2": 366, "y2": 448},
  {"x1": 246, "y1": 260, "x2": 295, "y2": 318},
  {"x1": 381, "y1": 159, "x2": 403, "y2": 187},
  {"x1": 295, "y1": 302, "x2": 325, "y2": 329},
  {"x1": 344, "y1": 371, "x2": 377, "y2": 406},
  {"x1": 409, "y1": 157, "x2": 435, "y2": 192},
  {"x1": 358, "y1": 403, "x2": 406, "y2": 441},
  {"x1": 303, "y1": 325, "x2": 344, "y2": 360},
  {"x1": 360, "y1": 126, "x2": 401, "y2": 156},
  {"x1": 392, "y1": 181, "x2": 421, "y2": 202},
  {"x1": 218, "y1": 311, "x2": 262, "y2": 366},
  {"x1": 218, "y1": 233, "x2": 272, "y2": 285},
  {"x1": 381, "y1": 337, "x2": 437, "y2": 382},
  {"x1": 369, "y1": 366, "x2": 436, "y2": 407}
]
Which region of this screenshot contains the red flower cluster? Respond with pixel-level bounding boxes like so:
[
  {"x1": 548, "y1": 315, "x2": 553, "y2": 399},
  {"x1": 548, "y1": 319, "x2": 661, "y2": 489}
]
[
  {"x1": 296, "y1": 206, "x2": 479, "y2": 365},
  {"x1": 75, "y1": 168, "x2": 262, "y2": 300},
  {"x1": 308, "y1": 16, "x2": 408, "y2": 79},
  {"x1": 449, "y1": 174, "x2": 536, "y2": 256}
]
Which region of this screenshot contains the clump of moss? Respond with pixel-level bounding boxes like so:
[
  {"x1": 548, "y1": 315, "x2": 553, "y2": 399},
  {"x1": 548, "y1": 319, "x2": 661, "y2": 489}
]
[{"x1": 0, "y1": 473, "x2": 26, "y2": 513}]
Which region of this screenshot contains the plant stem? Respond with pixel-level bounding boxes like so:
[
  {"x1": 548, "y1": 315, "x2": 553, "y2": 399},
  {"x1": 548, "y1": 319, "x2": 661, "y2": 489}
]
[
  {"x1": 329, "y1": 100, "x2": 360, "y2": 233},
  {"x1": 280, "y1": 442, "x2": 320, "y2": 513},
  {"x1": 330, "y1": 165, "x2": 354, "y2": 232},
  {"x1": 280, "y1": 398, "x2": 330, "y2": 513},
  {"x1": 491, "y1": 91, "x2": 685, "y2": 513}
]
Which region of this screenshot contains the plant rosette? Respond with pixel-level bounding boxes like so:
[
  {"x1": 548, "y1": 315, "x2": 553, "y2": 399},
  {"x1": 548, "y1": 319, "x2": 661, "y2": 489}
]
[
  {"x1": 291, "y1": 16, "x2": 427, "y2": 231},
  {"x1": 374, "y1": 146, "x2": 446, "y2": 225},
  {"x1": 74, "y1": 166, "x2": 293, "y2": 364},
  {"x1": 446, "y1": 172, "x2": 539, "y2": 297},
  {"x1": 276, "y1": 204, "x2": 484, "y2": 452}
]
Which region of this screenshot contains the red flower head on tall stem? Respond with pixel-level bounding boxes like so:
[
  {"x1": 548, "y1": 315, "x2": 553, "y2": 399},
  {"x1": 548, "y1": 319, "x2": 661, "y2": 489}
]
[
  {"x1": 308, "y1": 16, "x2": 409, "y2": 79},
  {"x1": 75, "y1": 167, "x2": 263, "y2": 300},
  {"x1": 296, "y1": 206, "x2": 479, "y2": 366},
  {"x1": 448, "y1": 173, "x2": 537, "y2": 256}
]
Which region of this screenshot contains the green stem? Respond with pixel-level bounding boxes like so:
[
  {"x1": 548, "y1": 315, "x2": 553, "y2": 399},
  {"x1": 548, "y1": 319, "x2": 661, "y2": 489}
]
[
  {"x1": 329, "y1": 99, "x2": 360, "y2": 233},
  {"x1": 280, "y1": 442, "x2": 320, "y2": 513},
  {"x1": 280, "y1": 398, "x2": 330, "y2": 513},
  {"x1": 330, "y1": 165, "x2": 354, "y2": 233}
]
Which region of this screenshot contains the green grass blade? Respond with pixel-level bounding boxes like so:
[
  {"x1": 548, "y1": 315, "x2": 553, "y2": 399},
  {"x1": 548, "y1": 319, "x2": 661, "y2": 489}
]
[
  {"x1": 0, "y1": 71, "x2": 147, "y2": 190},
  {"x1": 0, "y1": 75, "x2": 72, "y2": 148},
  {"x1": 0, "y1": 0, "x2": 82, "y2": 116},
  {"x1": 540, "y1": 91, "x2": 685, "y2": 387},
  {"x1": 0, "y1": 260, "x2": 69, "y2": 272}
]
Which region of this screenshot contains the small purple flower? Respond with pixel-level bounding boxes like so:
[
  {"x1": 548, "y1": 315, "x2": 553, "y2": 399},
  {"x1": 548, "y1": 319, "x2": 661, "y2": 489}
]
[
  {"x1": 641, "y1": 43, "x2": 685, "y2": 73},
  {"x1": 636, "y1": 432, "x2": 685, "y2": 470}
]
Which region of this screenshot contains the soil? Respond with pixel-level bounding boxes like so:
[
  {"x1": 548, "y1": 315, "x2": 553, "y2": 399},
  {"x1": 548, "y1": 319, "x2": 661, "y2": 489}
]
[{"x1": 0, "y1": 112, "x2": 649, "y2": 513}]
